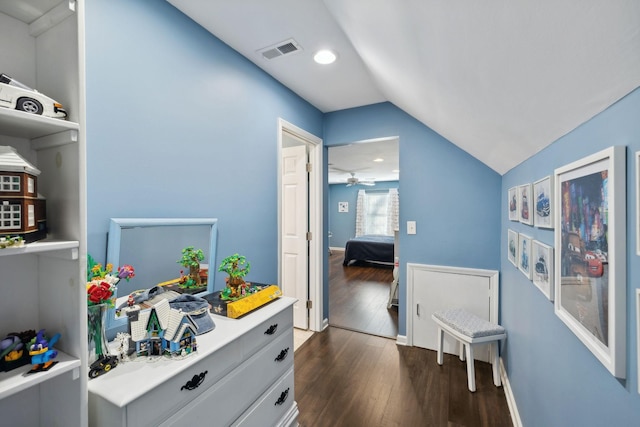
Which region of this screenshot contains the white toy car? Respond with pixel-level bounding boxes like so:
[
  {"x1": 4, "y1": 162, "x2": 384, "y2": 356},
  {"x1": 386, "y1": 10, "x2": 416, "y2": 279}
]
[{"x1": 0, "y1": 73, "x2": 67, "y2": 119}]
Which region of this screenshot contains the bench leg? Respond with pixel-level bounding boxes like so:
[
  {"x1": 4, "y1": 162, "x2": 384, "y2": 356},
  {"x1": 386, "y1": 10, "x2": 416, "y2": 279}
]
[
  {"x1": 492, "y1": 340, "x2": 502, "y2": 387},
  {"x1": 465, "y1": 343, "x2": 476, "y2": 392},
  {"x1": 459, "y1": 342, "x2": 465, "y2": 361},
  {"x1": 436, "y1": 327, "x2": 444, "y2": 365}
]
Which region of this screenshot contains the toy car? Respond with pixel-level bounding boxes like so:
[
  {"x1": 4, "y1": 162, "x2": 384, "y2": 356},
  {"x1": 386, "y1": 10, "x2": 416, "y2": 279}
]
[
  {"x1": 88, "y1": 355, "x2": 119, "y2": 379},
  {"x1": 0, "y1": 73, "x2": 67, "y2": 119}
]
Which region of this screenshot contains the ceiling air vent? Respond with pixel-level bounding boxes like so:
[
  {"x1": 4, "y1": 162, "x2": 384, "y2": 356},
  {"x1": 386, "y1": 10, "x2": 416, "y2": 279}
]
[{"x1": 258, "y1": 38, "x2": 302, "y2": 60}]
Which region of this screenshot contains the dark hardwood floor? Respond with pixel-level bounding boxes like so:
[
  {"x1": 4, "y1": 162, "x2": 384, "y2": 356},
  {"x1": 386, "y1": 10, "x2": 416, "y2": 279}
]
[
  {"x1": 328, "y1": 251, "x2": 398, "y2": 338},
  {"x1": 294, "y1": 327, "x2": 514, "y2": 427}
]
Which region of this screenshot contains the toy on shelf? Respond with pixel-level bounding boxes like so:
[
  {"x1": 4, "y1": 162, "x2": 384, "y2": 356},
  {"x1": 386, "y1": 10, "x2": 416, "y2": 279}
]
[
  {"x1": 27, "y1": 329, "x2": 60, "y2": 374},
  {"x1": 0, "y1": 146, "x2": 47, "y2": 243},
  {"x1": 0, "y1": 236, "x2": 24, "y2": 249},
  {"x1": 0, "y1": 73, "x2": 67, "y2": 119},
  {"x1": 0, "y1": 330, "x2": 36, "y2": 372},
  {"x1": 175, "y1": 246, "x2": 207, "y2": 293}
]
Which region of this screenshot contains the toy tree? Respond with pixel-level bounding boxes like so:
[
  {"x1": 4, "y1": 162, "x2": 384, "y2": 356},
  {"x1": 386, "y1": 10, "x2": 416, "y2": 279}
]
[
  {"x1": 177, "y1": 246, "x2": 205, "y2": 286},
  {"x1": 218, "y1": 253, "x2": 251, "y2": 291}
]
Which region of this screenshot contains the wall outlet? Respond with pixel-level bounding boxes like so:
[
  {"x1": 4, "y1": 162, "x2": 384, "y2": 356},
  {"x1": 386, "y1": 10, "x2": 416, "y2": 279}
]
[{"x1": 407, "y1": 221, "x2": 417, "y2": 234}]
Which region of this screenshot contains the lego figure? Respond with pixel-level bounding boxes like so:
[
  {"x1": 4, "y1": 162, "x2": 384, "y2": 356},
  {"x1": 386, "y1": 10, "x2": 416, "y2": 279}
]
[{"x1": 27, "y1": 329, "x2": 60, "y2": 374}]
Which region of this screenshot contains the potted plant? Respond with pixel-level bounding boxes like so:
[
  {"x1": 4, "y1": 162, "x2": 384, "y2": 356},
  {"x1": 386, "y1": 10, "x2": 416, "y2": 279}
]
[
  {"x1": 218, "y1": 253, "x2": 251, "y2": 295},
  {"x1": 177, "y1": 246, "x2": 205, "y2": 288}
]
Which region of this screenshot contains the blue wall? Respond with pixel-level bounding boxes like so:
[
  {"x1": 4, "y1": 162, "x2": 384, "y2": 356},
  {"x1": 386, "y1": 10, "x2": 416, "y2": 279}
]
[
  {"x1": 84, "y1": 0, "x2": 322, "y2": 291},
  {"x1": 324, "y1": 103, "x2": 502, "y2": 335},
  {"x1": 502, "y1": 88, "x2": 640, "y2": 426},
  {"x1": 328, "y1": 181, "x2": 399, "y2": 248}
]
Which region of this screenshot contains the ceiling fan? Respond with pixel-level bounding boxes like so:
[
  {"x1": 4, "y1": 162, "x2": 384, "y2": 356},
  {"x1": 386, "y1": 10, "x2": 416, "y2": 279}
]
[{"x1": 346, "y1": 172, "x2": 375, "y2": 187}]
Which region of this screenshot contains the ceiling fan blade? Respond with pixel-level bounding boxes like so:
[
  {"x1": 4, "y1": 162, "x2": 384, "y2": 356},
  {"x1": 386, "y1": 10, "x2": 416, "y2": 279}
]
[{"x1": 360, "y1": 182, "x2": 376, "y2": 186}]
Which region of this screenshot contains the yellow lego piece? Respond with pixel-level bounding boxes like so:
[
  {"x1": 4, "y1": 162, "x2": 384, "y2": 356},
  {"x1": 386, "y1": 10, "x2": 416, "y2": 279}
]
[{"x1": 226, "y1": 285, "x2": 282, "y2": 319}]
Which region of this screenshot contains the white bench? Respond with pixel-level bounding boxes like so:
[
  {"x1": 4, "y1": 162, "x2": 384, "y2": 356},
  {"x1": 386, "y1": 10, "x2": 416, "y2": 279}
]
[{"x1": 432, "y1": 308, "x2": 506, "y2": 392}]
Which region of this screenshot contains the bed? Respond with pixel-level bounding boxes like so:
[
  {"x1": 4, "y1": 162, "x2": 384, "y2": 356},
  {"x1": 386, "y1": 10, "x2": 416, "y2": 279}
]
[{"x1": 343, "y1": 234, "x2": 395, "y2": 266}]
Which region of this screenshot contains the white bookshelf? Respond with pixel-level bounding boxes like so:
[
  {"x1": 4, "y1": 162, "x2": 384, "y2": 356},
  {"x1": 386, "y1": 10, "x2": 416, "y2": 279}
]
[{"x1": 0, "y1": 1, "x2": 87, "y2": 426}]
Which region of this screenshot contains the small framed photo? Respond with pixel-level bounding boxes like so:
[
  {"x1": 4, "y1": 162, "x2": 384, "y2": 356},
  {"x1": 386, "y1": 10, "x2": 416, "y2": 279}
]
[
  {"x1": 338, "y1": 201, "x2": 348, "y2": 212},
  {"x1": 518, "y1": 233, "x2": 532, "y2": 279},
  {"x1": 533, "y1": 176, "x2": 553, "y2": 229},
  {"x1": 508, "y1": 187, "x2": 519, "y2": 221},
  {"x1": 518, "y1": 183, "x2": 533, "y2": 225},
  {"x1": 507, "y1": 229, "x2": 518, "y2": 267},
  {"x1": 532, "y1": 240, "x2": 554, "y2": 300}
]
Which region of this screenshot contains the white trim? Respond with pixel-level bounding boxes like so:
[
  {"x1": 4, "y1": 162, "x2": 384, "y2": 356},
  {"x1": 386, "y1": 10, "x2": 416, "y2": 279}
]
[
  {"x1": 329, "y1": 246, "x2": 345, "y2": 252},
  {"x1": 406, "y1": 263, "x2": 499, "y2": 347},
  {"x1": 395, "y1": 334, "x2": 408, "y2": 346},
  {"x1": 500, "y1": 358, "x2": 523, "y2": 427},
  {"x1": 636, "y1": 151, "x2": 640, "y2": 255},
  {"x1": 277, "y1": 118, "x2": 323, "y2": 332}
]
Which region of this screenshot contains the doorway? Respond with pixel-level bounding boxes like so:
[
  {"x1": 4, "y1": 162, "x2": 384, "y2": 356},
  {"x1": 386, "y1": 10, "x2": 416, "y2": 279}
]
[
  {"x1": 277, "y1": 118, "x2": 323, "y2": 332},
  {"x1": 327, "y1": 137, "x2": 399, "y2": 338}
]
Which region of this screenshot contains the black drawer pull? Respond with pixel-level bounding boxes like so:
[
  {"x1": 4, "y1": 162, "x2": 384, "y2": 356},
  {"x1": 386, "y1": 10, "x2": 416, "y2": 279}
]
[
  {"x1": 181, "y1": 370, "x2": 208, "y2": 391},
  {"x1": 274, "y1": 387, "x2": 290, "y2": 406},
  {"x1": 264, "y1": 324, "x2": 278, "y2": 335},
  {"x1": 274, "y1": 347, "x2": 290, "y2": 362}
]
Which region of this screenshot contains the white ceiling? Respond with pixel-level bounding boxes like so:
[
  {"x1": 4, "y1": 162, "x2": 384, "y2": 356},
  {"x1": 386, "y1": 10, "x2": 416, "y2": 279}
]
[
  {"x1": 170, "y1": 2, "x2": 638, "y2": 174},
  {"x1": 327, "y1": 137, "x2": 399, "y2": 185}
]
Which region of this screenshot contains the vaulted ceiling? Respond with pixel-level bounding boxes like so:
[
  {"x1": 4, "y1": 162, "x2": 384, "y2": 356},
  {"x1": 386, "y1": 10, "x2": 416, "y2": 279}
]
[{"x1": 174, "y1": 1, "x2": 639, "y2": 174}]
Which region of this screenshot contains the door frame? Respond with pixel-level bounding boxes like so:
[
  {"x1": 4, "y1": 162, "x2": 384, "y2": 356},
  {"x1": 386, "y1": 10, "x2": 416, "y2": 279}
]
[{"x1": 277, "y1": 118, "x2": 323, "y2": 332}]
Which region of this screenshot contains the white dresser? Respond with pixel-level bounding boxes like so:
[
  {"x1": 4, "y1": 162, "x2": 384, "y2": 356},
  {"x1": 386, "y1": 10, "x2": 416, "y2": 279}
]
[{"x1": 88, "y1": 297, "x2": 298, "y2": 427}]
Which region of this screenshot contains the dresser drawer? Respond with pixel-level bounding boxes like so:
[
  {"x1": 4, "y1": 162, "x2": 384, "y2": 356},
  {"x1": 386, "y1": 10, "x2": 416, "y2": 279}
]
[
  {"x1": 241, "y1": 304, "x2": 293, "y2": 359},
  {"x1": 160, "y1": 329, "x2": 293, "y2": 427},
  {"x1": 126, "y1": 339, "x2": 241, "y2": 427},
  {"x1": 233, "y1": 367, "x2": 295, "y2": 427}
]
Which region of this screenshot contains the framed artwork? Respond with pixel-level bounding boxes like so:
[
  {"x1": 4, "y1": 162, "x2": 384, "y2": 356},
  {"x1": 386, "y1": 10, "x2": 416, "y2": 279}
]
[
  {"x1": 518, "y1": 233, "x2": 532, "y2": 279},
  {"x1": 507, "y1": 229, "x2": 518, "y2": 267},
  {"x1": 518, "y1": 183, "x2": 533, "y2": 225},
  {"x1": 532, "y1": 240, "x2": 554, "y2": 300},
  {"x1": 554, "y1": 146, "x2": 626, "y2": 378},
  {"x1": 508, "y1": 187, "x2": 519, "y2": 221},
  {"x1": 338, "y1": 201, "x2": 348, "y2": 212},
  {"x1": 533, "y1": 176, "x2": 553, "y2": 229}
]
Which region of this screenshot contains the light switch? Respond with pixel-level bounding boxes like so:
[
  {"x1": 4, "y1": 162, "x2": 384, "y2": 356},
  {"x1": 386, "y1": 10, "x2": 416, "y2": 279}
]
[{"x1": 407, "y1": 221, "x2": 417, "y2": 235}]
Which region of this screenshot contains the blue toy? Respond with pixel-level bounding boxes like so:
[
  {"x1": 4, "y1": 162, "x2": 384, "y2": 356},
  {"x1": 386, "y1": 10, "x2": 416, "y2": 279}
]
[{"x1": 27, "y1": 329, "x2": 60, "y2": 374}]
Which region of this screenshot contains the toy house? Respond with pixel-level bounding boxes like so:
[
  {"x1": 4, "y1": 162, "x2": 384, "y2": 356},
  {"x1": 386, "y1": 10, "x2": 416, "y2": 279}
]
[
  {"x1": 128, "y1": 299, "x2": 198, "y2": 357},
  {"x1": 0, "y1": 146, "x2": 46, "y2": 242}
]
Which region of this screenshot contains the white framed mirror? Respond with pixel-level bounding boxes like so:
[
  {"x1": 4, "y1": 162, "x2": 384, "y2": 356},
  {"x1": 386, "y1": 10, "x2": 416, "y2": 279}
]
[{"x1": 105, "y1": 218, "x2": 218, "y2": 331}]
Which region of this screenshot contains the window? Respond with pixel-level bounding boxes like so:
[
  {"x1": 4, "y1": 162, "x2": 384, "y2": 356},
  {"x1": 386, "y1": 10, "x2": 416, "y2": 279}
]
[
  {"x1": 363, "y1": 192, "x2": 390, "y2": 235},
  {"x1": 0, "y1": 203, "x2": 21, "y2": 230},
  {"x1": 1, "y1": 175, "x2": 20, "y2": 192}
]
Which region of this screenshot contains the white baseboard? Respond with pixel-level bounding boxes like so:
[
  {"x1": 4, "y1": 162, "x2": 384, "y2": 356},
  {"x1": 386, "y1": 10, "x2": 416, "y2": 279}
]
[
  {"x1": 500, "y1": 358, "x2": 522, "y2": 427},
  {"x1": 329, "y1": 246, "x2": 345, "y2": 252},
  {"x1": 321, "y1": 317, "x2": 329, "y2": 331},
  {"x1": 396, "y1": 334, "x2": 408, "y2": 346}
]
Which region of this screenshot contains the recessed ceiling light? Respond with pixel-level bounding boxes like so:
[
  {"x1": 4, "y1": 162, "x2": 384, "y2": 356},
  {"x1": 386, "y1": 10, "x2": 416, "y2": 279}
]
[
  {"x1": 314, "y1": 49, "x2": 337, "y2": 65},
  {"x1": 373, "y1": 158, "x2": 384, "y2": 162}
]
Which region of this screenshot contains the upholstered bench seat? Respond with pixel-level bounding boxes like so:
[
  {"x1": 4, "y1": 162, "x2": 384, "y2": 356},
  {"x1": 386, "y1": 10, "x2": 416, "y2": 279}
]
[{"x1": 432, "y1": 308, "x2": 507, "y2": 392}]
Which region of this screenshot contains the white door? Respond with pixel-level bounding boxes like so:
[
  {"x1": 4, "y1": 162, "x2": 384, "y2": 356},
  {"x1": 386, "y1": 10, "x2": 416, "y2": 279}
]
[{"x1": 281, "y1": 144, "x2": 309, "y2": 329}]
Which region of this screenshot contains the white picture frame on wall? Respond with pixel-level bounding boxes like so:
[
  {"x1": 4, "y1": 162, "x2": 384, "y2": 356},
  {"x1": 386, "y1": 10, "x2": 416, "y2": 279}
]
[
  {"x1": 554, "y1": 146, "x2": 626, "y2": 378},
  {"x1": 518, "y1": 233, "x2": 532, "y2": 279},
  {"x1": 518, "y1": 183, "x2": 533, "y2": 225},
  {"x1": 532, "y1": 240, "x2": 554, "y2": 301},
  {"x1": 508, "y1": 186, "x2": 519, "y2": 221},
  {"x1": 508, "y1": 229, "x2": 518, "y2": 267},
  {"x1": 533, "y1": 175, "x2": 553, "y2": 229}
]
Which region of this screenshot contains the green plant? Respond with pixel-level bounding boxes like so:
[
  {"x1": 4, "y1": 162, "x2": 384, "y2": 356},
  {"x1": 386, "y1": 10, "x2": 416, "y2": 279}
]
[{"x1": 177, "y1": 246, "x2": 205, "y2": 286}]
